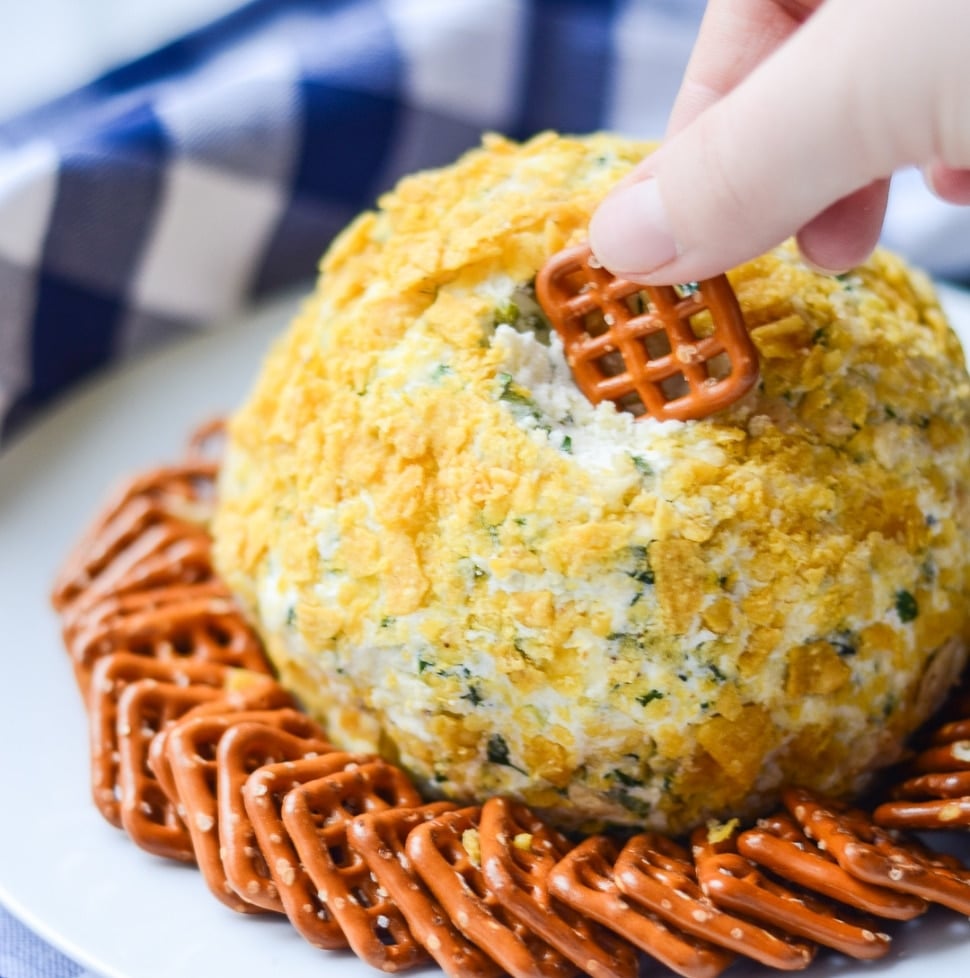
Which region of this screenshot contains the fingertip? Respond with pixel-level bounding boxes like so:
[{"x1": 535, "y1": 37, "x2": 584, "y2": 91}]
[
  {"x1": 924, "y1": 161, "x2": 970, "y2": 205},
  {"x1": 589, "y1": 178, "x2": 681, "y2": 279},
  {"x1": 795, "y1": 179, "x2": 890, "y2": 275}
]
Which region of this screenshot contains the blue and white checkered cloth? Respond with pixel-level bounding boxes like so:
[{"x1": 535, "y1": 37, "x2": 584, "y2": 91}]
[
  {"x1": 1, "y1": 0, "x2": 969, "y2": 972},
  {"x1": 0, "y1": 0, "x2": 707, "y2": 442}
]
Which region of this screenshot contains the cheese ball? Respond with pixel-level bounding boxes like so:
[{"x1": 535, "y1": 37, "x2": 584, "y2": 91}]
[{"x1": 213, "y1": 132, "x2": 970, "y2": 833}]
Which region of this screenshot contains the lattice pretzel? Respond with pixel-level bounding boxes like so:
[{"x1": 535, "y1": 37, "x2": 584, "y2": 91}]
[
  {"x1": 613, "y1": 832, "x2": 816, "y2": 970},
  {"x1": 242, "y1": 751, "x2": 377, "y2": 949},
  {"x1": 535, "y1": 244, "x2": 758, "y2": 422},
  {"x1": 690, "y1": 824, "x2": 891, "y2": 960},
  {"x1": 784, "y1": 787, "x2": 970, "y2": 915},
  {"x1": 406, "y1": 806, "x2": 576, "y2": 978},
  {"x1": 737, "y1": 813, "x2": 926, "y2": 920},
  {"x1": 547, "y1": 835, "x2": 734, "y2": 978},
  {"x1": 281, "y1": 759, "x2": 427, "y2": 970},
  {"x1": 349, "y1": 802, "x2": 504, "y2": 978},
  {"x1": 478, "y1": 797, "x2": 638, "y2": 978}
]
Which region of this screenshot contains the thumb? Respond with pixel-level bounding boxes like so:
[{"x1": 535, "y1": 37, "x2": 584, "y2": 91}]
[{"x1": 590, "y1": 0, "x2": 969, "y2": 283}]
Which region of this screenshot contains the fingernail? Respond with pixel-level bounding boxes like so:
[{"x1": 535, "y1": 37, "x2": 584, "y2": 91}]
[{"x1": 589, "y1": 178, "x2": 680, "y2": 276}]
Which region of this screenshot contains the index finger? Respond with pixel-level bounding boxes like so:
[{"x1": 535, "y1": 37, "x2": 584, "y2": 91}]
[{"x1": 667, "y1": 0, "x2": 823, "y2": 133}]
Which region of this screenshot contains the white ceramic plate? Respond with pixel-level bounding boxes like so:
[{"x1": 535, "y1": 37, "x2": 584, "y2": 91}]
[{"x1": 2, "y1": 285, "x2": 970, "y2": 978}]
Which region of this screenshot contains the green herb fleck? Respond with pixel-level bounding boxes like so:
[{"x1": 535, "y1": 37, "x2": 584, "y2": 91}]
[
  {"x1": 498, "y1": 373, "x2": 537, "y2": 410},
  {"x1": 418, "y1": 658, "x2": 433, "y2": 673},
  {"x1": 487, "y1": 734, "x2": 512, "y2": 766},
  {"x1": 431, "y1": 363, "x2": 453, "y2": 381},
  {"x1": 380, "y1": 616, "x2": 395, "y2": 628},
  {"x1": 494, "y1": 301, "x2": 520, "y2": 327},
  {"x1": 830, "y1": 632, "x2": 857, "y2": 657},
  {"x1": 636, "y1": 689, "x2": 664, "y2": 707},
  {"x1": 285, "y1": 607, "x2": 297, "y2": 627},
  {"x1": 627, "y1": 545, "x2": 654, "y2": 586},
  {"x1": 895, "y1": 589, "x2": 918, "y2": 623},
  {"x1": 608, "y1": 787, "x2": 651, "y2": 817},
  {"x1": 631, "y1": 455, "x2": 653, "y2": 477},
  {"x1": 561, "y1": 435, "x2": 573, "y2": 454},
  {"x1": 835, "y1": 272, "x2": 857, "y2": 291},
  {"x1": 707, "y1": 663, "x2": 727, "y2": 683},
  {"x1": 462, "y1": 685, "x2": 484, "y2": 706}
]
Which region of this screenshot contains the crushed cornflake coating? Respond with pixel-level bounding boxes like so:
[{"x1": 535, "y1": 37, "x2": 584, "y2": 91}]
[{"x1": 214, "y1": 132, "x2": 970, "y2": 833}]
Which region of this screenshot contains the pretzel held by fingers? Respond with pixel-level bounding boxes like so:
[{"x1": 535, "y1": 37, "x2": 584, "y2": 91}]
[{"x1": 536, "y1": 243, "x2": 759, "y2": 422}]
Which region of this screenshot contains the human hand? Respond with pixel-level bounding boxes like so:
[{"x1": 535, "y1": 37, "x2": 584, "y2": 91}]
[{"x1": 589, "y1": 0, "x2": 970, "y2": 283}]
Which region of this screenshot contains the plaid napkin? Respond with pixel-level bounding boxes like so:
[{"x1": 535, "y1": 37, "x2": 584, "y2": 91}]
[{"x1": 0, "y1": 0, "x2": 706, "y2": 441}]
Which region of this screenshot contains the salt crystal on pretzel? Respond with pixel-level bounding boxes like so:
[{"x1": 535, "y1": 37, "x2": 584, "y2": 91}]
[
  {"x1": 349, "y1": 802, "x2": 505, "y2": 978},
  {"x1": 613, "y1": 832, "x2": 816, "y2": 971},
  {"x1": 784, "y1": 787, "x2": 970, "y2": 915},
  {"x1": 280, "y1": 759, "x2": 428, "y2": 971},
  {"x1": 690, "y1": 823, "x2": 891, "y2": 959},
  {"x1": 548, "y1": 835, "x2": 733, "y2": 978},
  {"x1": 406, "y1": 806, "x2": 577, "y2": 978},
  {"x1": 242, "y1": 751, "x2": 377, "y2": 949},
  {"x1": 535, "y1": 243, "x2": 758, "y2": 422},
  {"x1": 166, "y1": 708, "x2": 325, "y2": 913},
  {"x1": 217, "y1": 722, "x2": 334, "y2": 911},
  {"x1": 478, "y1": 797, "x2": 638, "y2": 978},
  {"x1": 891, "y1": 769, "x2": 970, "y2": 800},
  {"x1": 737, "y1": 813, "x2": 926, "y2": 920},
  {"x1": 873, "y1": 796, "x2": 970, "y2": 829},
  {"x1": 909, "y1": 719, "x2": 970, "y2": 772}
]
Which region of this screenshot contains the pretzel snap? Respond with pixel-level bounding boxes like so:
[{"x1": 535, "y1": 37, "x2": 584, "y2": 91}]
[
  {"x1": 52, "y1": 461, "x2": 219, "y2": 614},
  {"x1": 785, "y1": 787, "x2": 970, "y2": 915},
  {"x1": 216, "y1": 722, "x2": 333, "y2": 911},
  {"x1": 146, "y1": 678, "x2": 295, "y2": 818},
  {"x1": 690, "y1": 824, "x2": 891, "y2": 959},
  {"x1": 737, "y1": 813, "x2": 926, "y2": 919},
  {"x1": 165, "y1": 708, "x2": 325, "y2": 912},
  {"x1": 535, "y1": 244, "x2": 758, "y2": 422},
  {"x1": 68, "y1": 584, "x2": 270, "y2": 696},
  {"x1": 909, "y1": 720, "x2": 970, "y2": 773},
  {"x1": 873, "y1": 796, "x2": 970, "y2": 829},
  {"x1": 406, "y1": 806, "x2": 577, "y2": 978},
  {"x1": 87, "y1": 652, "x2": 229, "y2": 828},
  {"x1": 280, "y1": 759, "x2": 427, "y2": 971},
  {"x1": 547, "y1": 834, "x2": 733, "y2": 978},
  {"x1": 348, "y1": 802, "x2": 505, "y2": 978},
  {"x1": 185, "y1": 416, "x2": 227, "y2": 462},
  {"x1": 613, "y1": 833, "x2": 815, "y2": 970},
  {"x1": 478, "y1": 797, "x2": 637, "y2": 978},
  {"x1": 242, "y1": 751, "x2": 378, "y2": 949}
]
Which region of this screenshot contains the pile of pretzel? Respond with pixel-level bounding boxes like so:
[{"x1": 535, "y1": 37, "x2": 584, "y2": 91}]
[{"x1": 50, "y1": 427, "x2": 970, "y2": 978}]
